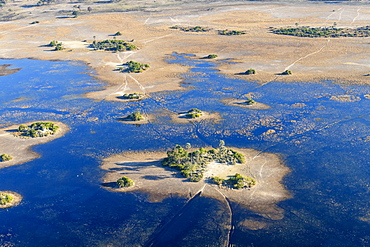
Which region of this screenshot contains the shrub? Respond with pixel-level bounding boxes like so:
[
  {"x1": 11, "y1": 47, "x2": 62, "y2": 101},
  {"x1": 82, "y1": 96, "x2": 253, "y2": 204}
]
[
  {"x1": 282, "y1": 70, "x2": 292, "y2": 75},
  {"x1": 121, "y1": 61, "x2": 150, "y2": 73},
  {"x1": 245, "y1": 69, "x2": 256, "y2": 75},
  {"x1": 0, "y1": 154, "x2": 12, "y2": 162},
  {"x1": 245, "y1": 98, "x2": 256, "y2": 105},
  {"x1": 117, "y1": 176, "x2": 134, "y2": 188},
  {"x1": 218, "y1": 30, "x2": 246, "y2": 35},
  {"x1": 126, "y1": 111, "x2": 144, "y2": 121},
  {"x1": 114, "y1": 32, "x2": 122, "y2": 36},
  {"x1": 0, "y1": 193, "x2": 13, "y2": 205},
  {"x1": 122, "y1": 93, "x2": 143, "y2": 99},
  {"x1": 211, "y1": 176, "x2": 225, "y2": 185},
  {"x1": 206, "y1": 54, "x2": 218, "y2": 59}
]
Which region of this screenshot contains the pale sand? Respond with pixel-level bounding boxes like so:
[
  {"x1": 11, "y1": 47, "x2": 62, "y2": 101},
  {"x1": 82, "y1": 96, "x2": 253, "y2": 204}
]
[
  {"x1": 0, "y1": 2, "x2": 370, "y2": 103},
  {"x1": 101, "y1": 148, "x2": 291, "y2": 220},
  {"x1": 0, "y1": 121, "x2": 69, "y2": 169},
  {"x1": 0, "y1": 191, "x2": 22, "y2": 209}
]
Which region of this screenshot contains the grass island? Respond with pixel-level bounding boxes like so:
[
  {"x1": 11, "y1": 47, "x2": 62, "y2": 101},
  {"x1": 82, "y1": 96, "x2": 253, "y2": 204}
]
[
  {"x1": 119, "y1": 92, "x2": 145, "y2": 100},
  {"x1": 0, "y1": 191, "x2": 22, "y2": 209},
  {"x1": 118, "y1": 111, "x2": 152, "y2": 125}
]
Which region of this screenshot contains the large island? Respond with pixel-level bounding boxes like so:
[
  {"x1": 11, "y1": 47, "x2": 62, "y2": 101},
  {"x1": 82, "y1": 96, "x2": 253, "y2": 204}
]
[{"x1": 101, "y1": 143, "x2": 291, "y2": 223}]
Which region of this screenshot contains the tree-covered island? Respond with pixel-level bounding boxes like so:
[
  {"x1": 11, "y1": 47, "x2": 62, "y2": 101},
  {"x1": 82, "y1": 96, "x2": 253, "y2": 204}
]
[
  {"x1": 17, "y1": 122, "x2": 59, "y2": 138},
  {"x1": 125, "y1": 111, "x2": 145, "y2": 121},
  {"x1": 184, "y1": 108, "x2": 202, "y2": 118},
  {"x1": 162, "y1": 142, "x2": 255, "y2": 187}
]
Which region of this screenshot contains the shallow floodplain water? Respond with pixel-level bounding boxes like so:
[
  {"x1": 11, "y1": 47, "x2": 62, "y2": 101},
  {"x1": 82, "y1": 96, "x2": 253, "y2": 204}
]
[{"x1": 0, "y1": 56, "x2": 369, "y2": 246}]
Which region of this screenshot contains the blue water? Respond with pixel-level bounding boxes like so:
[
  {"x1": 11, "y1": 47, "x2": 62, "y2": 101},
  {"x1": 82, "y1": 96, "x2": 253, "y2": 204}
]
[{"x1": 0, "y1": 55, "x2": 369, "y2": 246}]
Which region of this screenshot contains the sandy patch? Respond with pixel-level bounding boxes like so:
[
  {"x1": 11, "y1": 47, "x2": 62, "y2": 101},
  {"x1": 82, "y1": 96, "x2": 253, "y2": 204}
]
[
  {"x1": 0, "y1": 121, "x2": 69, "y2": 169},
  {"x1": 101, "y1": 147, "x2": 291, "y2": 220}
]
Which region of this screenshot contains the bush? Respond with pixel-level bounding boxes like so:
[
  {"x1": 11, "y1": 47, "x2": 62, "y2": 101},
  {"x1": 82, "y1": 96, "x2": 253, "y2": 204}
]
[
  {"x1": 121, "y1": 61, "x2": 149, "y2": 73},
  {"x1": 0, "y1": 193, "x2": 13, "y2": 205},
  {"x1": 211, "y1": 176, "x2": 225, "y2": 185},
  {"x1": 218, "y1": 30, "x2": 246, "y2": 35},
  {"x1": 0, "y1": 154, "x2": 12, "y2": 162},
  {"x1": 245, "y1": 98, "x2": 256, "y2": 105},
  {"x1": 122, "y1": 93, "x2": 143, "y2": 99},
  {"x1": 126, "y1": 111, "x2": 144, "y2": 121},
  {"x1": 206, "y1": 54, "x2": 218, "y2": 59},
  {"x1": 245, "y1": 69, "x2": 256, "y2": 75},
  {"x1": 117, "y1": 176, "x2": 134, "y2": 188},
  {"x1": 282, "y1": 70, "x2": 292, "y2": 75},
  {"x1": 114, "y1": 32, "x2": 122, "y2": 36}
]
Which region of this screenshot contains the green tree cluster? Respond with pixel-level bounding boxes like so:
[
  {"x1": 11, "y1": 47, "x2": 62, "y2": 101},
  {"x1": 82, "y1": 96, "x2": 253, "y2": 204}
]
[
  {"x1": 218, "y1": 30, "x2": 246, "y2": 35},
  {"x1": 245, "y1": 69, "x2": 256, "y2": 75},
  {"x1": 170, "y1": 25, "x2": 211, "y2": 32},
  {"x1": 0, "y1": 154, "x2": 12, "y2": 162},
  {"x1": 0, "y1": 193, "x2": 13, "y2": 205},
  {"x1": 126, "y1": 111, "x2": 144, "y2": 121},
  {"x1": 91, "y1": 40, "x2": 137, "y2": 52},
  {"x1": 48, "y1": 41, "x2": 64, "y2": 51},
  {"x1": 162, "y1": 142, "x2": 246, "y2": 182},
  {"x1": 270, "y1": 26, "x2": 370, "y2": 38},
  {"x1": 121, "y1": 61, "x2": 150, "y2": 73},
  {"x1": 185, "y1": 108, "x2": 202, "y2": 118},
  {"x1": 122, "y1": 92, "x2": 143, "y2": 99},
  {"x1": 117, "y1": 176, "x2": 134, "y2": 188},
  {"x1": 245, "y1": 98, "x2": 256, "y2": 105},
  {"x1": 282, "y1": 70, "x2": 292, "y2": 75},
  {"x1": 211, "y1": 173, "x2": 256, "y2": 189},
  {"x1": 206, "y1": 54, "x2": 218, "y2": 59},
  {"x1": 18, "y1": 122, "x2": 59, "y2": 138}
]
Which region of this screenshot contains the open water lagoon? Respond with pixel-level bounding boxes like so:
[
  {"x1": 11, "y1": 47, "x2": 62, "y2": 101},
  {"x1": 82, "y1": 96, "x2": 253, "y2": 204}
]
[{"x1": 0, "y1": 55, "x2": 369, "y2": 246}]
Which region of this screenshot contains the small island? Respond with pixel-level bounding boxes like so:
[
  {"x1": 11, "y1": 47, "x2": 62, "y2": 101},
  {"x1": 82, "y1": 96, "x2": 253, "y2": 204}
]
[
  {"x1": 0, "y1": 121, "x2": 69, "y2": 169},
  {"x1": 0, "y1": 191, "x2": 22, "y2": 209},
  {"x1": 221, "y1": 97, "x2": 270, "y2": 110},
  {"x1": 172, "y1": 109, "x2": 222, "y2": 123}
]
